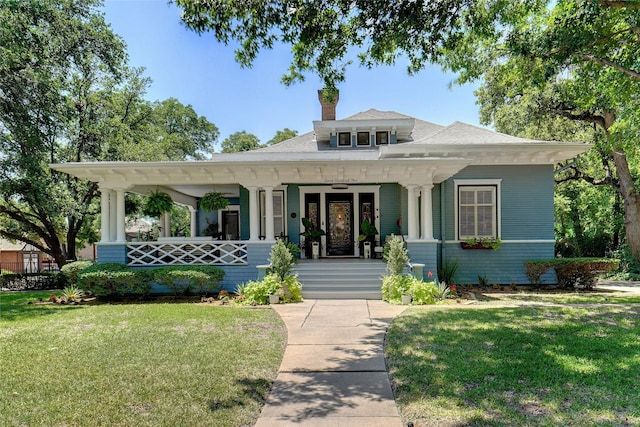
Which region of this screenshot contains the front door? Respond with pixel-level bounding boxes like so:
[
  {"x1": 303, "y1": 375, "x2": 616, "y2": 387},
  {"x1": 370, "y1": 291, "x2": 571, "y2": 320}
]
[{"x1": 326, "y1": 194, "x2": 354, "y2": 256}]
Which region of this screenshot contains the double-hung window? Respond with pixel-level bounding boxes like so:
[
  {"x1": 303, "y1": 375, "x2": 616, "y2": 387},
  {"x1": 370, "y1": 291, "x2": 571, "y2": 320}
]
[
  {"x1": 455, "y1": 180, "x2": 501, "y2": 240},
  {"x1": 260, "y1": 190, "x2": 285, "y2": 238}
]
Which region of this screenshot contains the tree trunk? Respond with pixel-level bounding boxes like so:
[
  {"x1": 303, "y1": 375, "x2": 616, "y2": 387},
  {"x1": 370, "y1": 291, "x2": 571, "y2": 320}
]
[{"x1": 612, "y1": 150, "x2": 640, "y2": 261}]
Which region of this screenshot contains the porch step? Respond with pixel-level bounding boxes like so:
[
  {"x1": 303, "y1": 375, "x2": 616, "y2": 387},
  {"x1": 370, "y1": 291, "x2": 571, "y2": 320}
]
[{"x1": 294, "y1": 259, "x2": 386, "y2": 300}]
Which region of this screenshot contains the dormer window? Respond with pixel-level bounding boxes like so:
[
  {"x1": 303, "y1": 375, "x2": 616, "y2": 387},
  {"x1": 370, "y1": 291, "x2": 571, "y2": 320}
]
[
  {"x1": 357, "y1": 132, "x2": 370, "y2": 146},
  {"x1": 338, "y1": 132, "x2": 351, "y2": 146},
  {"x1": 376, "y1": 131, "x2": 389, "y2": 145}
]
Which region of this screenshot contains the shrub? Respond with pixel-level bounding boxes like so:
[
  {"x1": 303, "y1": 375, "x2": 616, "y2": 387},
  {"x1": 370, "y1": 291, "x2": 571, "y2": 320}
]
[
  {"x1": 60, "y1": 260, "x2": 94, "y2": 285},
  {"x1": 150, "y1": 265, "x2": 224, "y2": 297},
  {"x1": 382, "y1": 274, "x2": 438, "y2": 305},
  {"x1": 77, "y1": 263, "x2": 151, "y2": 299},
  {"x1": 524, "y1": 258, "x2": 620, "y2": 289},
  {"x1": 269, "y1": 239, "x2": 294, "y2": 281},
  {"x1": 437, "y1": 258, "x2": 459, "y2": 285},
  {"x1": 410, "y1": 279, "x2": 439, "y2": 305},
  {"x1": 384, "y1": 235, "x2": 409, "y2": 276},
  {"x1": 238, "y1": 273, "x2": 303, "y2": 305}
]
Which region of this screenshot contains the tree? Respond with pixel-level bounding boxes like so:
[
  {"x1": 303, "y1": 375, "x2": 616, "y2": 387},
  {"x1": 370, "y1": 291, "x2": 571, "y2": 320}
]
[
  {"x1": 176, "y1": 0, "x2": 640, "y2": 261},
  {"x1": 0, "y1": 0, "x2": 219, "y2": 266},
  {"x1": 220, "y1": 131, "x2": 262, "y2": 153},
  {"x1": 266, "y1": 128, "x2": 298, "y2": 146}
]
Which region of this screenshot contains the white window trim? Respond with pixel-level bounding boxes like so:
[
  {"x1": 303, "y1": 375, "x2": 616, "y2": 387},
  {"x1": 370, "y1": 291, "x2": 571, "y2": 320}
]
[
  {"x1": 337, "y1": 132, "x2": 351, "y2": 147},
  {"x1": 375, "y1": 131, "x2": 389, "y2": 146},
  {"x1": 356, "y1": 131, "x2": 370, "y2": 146},
  {"x1": 258, "y1": 187, "x2": 288, "y2": 239},
  {"x1": 454, "y1": 179, "x2": 502, "y2": 241}
]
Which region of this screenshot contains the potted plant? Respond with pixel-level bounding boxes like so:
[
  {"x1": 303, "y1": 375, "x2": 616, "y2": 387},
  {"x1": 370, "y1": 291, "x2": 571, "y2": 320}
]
[
  {"x1": 358, "y1": 218, "x2": 378, "y2": 258},
  {"x1": 299, "y1": 217, "x2": 325, "y2": 259},
  {"x1": 199, "y1": 191, "x2": 229, "y2": 212},
  {"x1": 143, "y1": 189, "x2": 173, "y2": 218}
]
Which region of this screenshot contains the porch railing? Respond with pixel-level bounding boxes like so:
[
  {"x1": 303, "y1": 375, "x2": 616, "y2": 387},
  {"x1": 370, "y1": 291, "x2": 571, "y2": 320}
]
[{"x1": 126, "y1": 241, "x2": 248, "y2": 266}]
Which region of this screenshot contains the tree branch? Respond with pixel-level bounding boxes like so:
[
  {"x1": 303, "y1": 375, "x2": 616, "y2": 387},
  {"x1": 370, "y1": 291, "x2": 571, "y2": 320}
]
[{"x1": 582, "y1": 54, "x2": 640, "y2": 80}]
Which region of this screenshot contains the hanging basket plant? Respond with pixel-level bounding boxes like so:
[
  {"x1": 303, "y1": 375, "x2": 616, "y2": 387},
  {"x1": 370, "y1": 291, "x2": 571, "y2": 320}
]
[
  {"x1": 199, "y1": 192, "x2": 229, "y2": 212},
  {"x1": 143, "y1": 189, "x2": 173, "y2": 218}
]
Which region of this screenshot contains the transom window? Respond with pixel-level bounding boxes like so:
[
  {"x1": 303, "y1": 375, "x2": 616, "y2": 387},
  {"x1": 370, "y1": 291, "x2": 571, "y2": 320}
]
[
  {"x1": 375, "y1": 131, "x2": 389, "y2": 145},
  {"x1": 338, "y1": 132, "x2": 351, "y2": 146},
  {"x1": 457, "y1": 184, "x2": 499, "y2": 239},
  {"x1": 357, "y1": 132, "x2": 370, "y2": 146}
]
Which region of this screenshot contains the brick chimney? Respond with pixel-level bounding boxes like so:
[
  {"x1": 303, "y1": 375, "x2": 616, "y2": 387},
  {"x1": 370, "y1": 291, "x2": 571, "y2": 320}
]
[{"x1": 318, "y1": 89, "x2": 339, "y2": 121}]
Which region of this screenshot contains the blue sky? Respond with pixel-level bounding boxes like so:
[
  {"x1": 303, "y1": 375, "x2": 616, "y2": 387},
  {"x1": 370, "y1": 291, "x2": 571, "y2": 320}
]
[{"x1": 102, "y1": 0, "x2": 483, "y2": 148}]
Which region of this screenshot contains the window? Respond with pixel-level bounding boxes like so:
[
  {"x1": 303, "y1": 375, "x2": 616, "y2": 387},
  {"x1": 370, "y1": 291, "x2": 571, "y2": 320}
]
[
  {"x1": 375, "y1": 131, "x2": 389, "y2": 145},
  {"x1": 357, "y1": 132, "x2": 370, "y2": 146},
  {"x1": 338, "y1": 132, "x2": 351, "y2": 146},
  {"x1": 456, "y1": 182, "x2": 500, "y2": 240},
  {"x1": 260, "y1": 190, "x2": 285, "y2": 238}
]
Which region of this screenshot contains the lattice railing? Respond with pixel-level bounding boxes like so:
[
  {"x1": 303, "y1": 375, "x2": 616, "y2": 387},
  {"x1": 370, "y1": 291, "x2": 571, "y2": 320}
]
[{"x1": 126, "y1": 241, "x2": 248, "y2": 266}]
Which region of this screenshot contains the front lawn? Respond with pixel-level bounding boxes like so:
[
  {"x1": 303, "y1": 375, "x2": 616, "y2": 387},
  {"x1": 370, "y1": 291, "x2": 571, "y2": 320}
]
[
  {"x1": 0, "y1": 291, "x2": 286, "y2": 427},
  {"x1": 387, "y1": 305, "x2": 640, "y2": 426}
]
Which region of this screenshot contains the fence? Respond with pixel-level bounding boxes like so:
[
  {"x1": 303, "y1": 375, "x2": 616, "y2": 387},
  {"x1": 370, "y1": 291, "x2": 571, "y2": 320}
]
[{"x1": 0, "y1": 262, "x2": 59, "y2": 274}]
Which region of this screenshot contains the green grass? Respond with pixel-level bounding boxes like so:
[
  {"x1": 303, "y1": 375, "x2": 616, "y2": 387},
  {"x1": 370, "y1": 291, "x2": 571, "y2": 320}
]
[
  {"x1": 493, "y1": 292, "x2": 640, "y2": 304},
  {"x1": 0, "y1": 291, "x2": 286, "y2": 427},
  {"x1": 387, "y1": 305, "x2": 640, "y2": 426}
]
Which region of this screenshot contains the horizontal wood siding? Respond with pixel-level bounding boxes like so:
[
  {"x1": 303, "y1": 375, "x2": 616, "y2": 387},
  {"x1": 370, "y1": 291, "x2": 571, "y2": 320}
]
[
  {"x1": 287, "y1": 185, "x2": 300, "y2": 244},
  {"x1": 379, "y1": 183, "x2": 402, "y2": 238},
  {"x1": 445, "y1": 241, "x2": 556, "y2": 284},
  {"x1": 432, "y1": 183, "x2": 442, "y2": 240},
  {"x1": 96, "y1": 244, "x2": 127, "y2": 264},
  {"x1": 406, "y1": 241, "x2": 438, "y2": 280},
  {"x1": 444, "y1": 165, "x2": 555, "y2": 240},
  {"x1": 239, "y1": 186, "x2": 250, "y2": 240}
]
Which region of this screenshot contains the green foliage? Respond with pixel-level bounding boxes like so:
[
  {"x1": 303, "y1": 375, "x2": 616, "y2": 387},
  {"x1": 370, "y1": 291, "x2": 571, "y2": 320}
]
[
  {"x1": 77, "y1": 264, "x2": 151, "y2": 299},
  {"x1": 478, "y1": 274, "x2": 491, "y2": 288},
  {"x1": 199, "y1": 192, "x2": 229, "y2": 212},
  {"x1": 268, "y1": 239, "x2": 294, "y2": 281},
  {"x1": 437, "y1": 258, "x2": 459, "y2": 285},
  {"x1": 300, "y1": 217, "x2": 325, "y2": 242},
  {"x1": 238, "y1": 273, "x2": 302, "y2": 305},
  {"x1": 285, "y1": 241, "x2": 301, "y2": 261},
  {"x1": 382, "y1": 274, "x2": 438, "y2": 305},
  {"x1": 383, "y1": 235, "x2": 409, "y2": 276},
  {"x1": 60, "y1": 260, "x2": 94, "y2": 285},
  {"x1": 220, "y1": 130, "x2": 262, "y2": 153},
  {"x1": 358, "y1": 218, "x2": 378, "y2": 242},
  {"x1": 462, "y1": 237, "x2": 502, "y2": 250},
  {"x1": 143, "y1": 190, "x2": 173, "y2": 218},
  {"x1": 266, "y1": 128, "x2": 298, "y2": 146},
  {"x1": 150, "y1": 265, "x2": 224, "y2": 297},
  {"x1": 434, "y1": 281, "x2": 451, "y2": 301},
  {"x1": 524, "y1": 258, "x2": 620, "y2": 290},
  {"x1": 61, "y1": 286, "x2": 86, "y2": 302}
]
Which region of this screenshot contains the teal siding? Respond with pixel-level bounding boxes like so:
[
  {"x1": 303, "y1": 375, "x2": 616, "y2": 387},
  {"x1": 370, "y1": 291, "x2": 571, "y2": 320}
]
[
  {"x1": 97, "y1": 244, "x2": 127, "y2": 264},
  {"x1": 287, "y1": 185, "x2": 301, "y2": 244},
  {"x1": 239, "y1": 186, "x2": 249, "y2": 240},
  {"x1": 443, "y1": 165, "x2": 555, "y2": 241},
  {"x1": 443, "y1": 241, "x2": 555, "y2": 285},
  {"x1": 432, "y1": 183, "x2": 442, "y2": 240},
  {"x1": 406, "y1": 241, "x2": 438, "y2": 280},
  {"x1": 379, "y1": 183, "x2": 402, "y2": 238}
]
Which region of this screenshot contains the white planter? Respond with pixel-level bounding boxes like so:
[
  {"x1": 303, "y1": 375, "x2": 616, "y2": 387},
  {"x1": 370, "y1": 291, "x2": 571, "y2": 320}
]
[
  {"x1": 269, "y1": 294, "x2": 280, "y2": 304},
  {"x1": 401, "y1": 294, "x2": 412, "y2": 305}
]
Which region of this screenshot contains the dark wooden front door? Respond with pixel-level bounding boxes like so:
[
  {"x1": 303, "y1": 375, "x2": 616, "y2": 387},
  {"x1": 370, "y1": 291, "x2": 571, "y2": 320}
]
[{"x1": 326, "y1": 194, "x2": 354, "y2": 256}]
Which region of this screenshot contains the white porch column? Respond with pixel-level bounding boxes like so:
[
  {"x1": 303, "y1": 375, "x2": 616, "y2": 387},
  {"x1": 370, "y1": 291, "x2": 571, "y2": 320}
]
[
  {"x1": 264, "y1": 186, "x2": 275, "y2": 241},
  {"x1": 109, "y1": 190, "x2": 117, "y2": 242},
  {"x1": 247, "y1": 187, "x2": 260, "y2": 241},
  {"x1": 406, "y1": 185, "x2": 419, "y2": 240},
  {"x1": 188, "y1": 206, "x2": 197, "y2": 237},
  {"x1": 163, "y1": 211, "x2": 171, "y2": 237},
  {"x1": 421, "y1": 184, "x2": 434, "y2": 240},
  {"x1": 100, "y1": 187, "x2": 111, "y2": 243},
  {"x1": 115, "y1": 188, "x2": 126, "y2": 242}
]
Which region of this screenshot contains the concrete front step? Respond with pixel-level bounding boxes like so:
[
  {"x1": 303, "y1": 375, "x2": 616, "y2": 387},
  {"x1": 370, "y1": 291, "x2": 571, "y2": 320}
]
[{"x1": 294, "y1": 259, "x2": 386, "y2": 300}]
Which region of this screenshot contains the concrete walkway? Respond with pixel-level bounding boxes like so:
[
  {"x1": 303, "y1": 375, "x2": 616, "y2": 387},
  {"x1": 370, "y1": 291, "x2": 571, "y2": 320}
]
[{"x1": 255, "y1": 300, "x2": 407, "y2": 427}]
